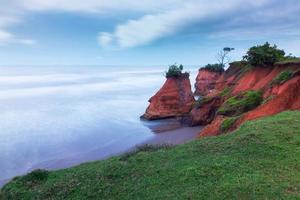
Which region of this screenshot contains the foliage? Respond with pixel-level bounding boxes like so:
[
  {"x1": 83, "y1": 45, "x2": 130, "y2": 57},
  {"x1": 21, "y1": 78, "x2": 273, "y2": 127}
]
[
  {"x1": 243, "y1": 42, "x2": 285, "y2": 66},
  {"x1": 220, "y1": 117, "x2": 239, "y2": 132},
  {"x1": 165, "y1": 64, "x2": 189, "y2": 78},
  {"x1": 2, "y1": 111, "x2": 300, "y2": 200},
  {"x1": 218, "y1": 90, "x2": 263, "y2": 116},
  {"x1": 275, "y1": 57, "x2": 300, "y2": 65},
  {"x1": 229, "y1": 60, "x2": 248, "y2": 68},
  {"x1": 262, "y1": 95, "x2": 274, "y2": 105},
  {"x1": 217, "y1": 47, "x2": 235, "y2": 67},
  {"x1": 120, "y1": 144, "x2": 173, "y2": 161},
  {"x1": 203, "y1": 63, "x2": 225, "y2": 73},
  {"x1": 271, "y1": 70, "x2": 294, "y2": 85},
  {"x1": 219, "y1": 87, "x2": 232, "y2": 97}
]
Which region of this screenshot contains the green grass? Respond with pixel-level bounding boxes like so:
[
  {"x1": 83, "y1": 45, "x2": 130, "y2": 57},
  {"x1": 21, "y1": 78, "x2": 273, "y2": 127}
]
[
  {"x1": 219, "y1": 87, "x2": 232, "y2": 97},
  {"x1": 1, "y1": 111, "x2": 300, "y2": 200},
  {"x1": 218, "y1": 90, "x2": 263, "y2": 116},
  {"x1": 220, "y1": 116, "x2": 239, "y2": 133},
  {"x1": 271, "y1": 70, "x2": 294, "y2": 85},
  {"x1": 275, "y1": 57, "x2": 300, "y2": 65}
]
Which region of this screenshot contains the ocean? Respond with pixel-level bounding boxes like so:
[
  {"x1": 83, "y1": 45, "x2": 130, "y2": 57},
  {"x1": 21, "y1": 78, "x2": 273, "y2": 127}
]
[{"x1": 0, "y1": 65, "x2": 201, "y2": 184}]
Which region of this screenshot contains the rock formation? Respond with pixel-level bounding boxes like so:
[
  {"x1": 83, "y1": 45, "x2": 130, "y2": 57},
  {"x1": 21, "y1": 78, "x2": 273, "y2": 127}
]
[
  {"x1": 194, "y1": 69, "x2": 223, "y2": 96},
  {"x1": 142, "y1": 75, "x2": 195, "y2": 120},
  {"x1": 192, "y1": 62, "x2": 300, "y2": 137}
]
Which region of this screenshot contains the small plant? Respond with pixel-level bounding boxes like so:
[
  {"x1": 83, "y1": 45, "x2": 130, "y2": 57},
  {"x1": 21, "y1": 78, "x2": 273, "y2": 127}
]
[
  {"x1": 243, "y1": 42, "x2": 285, "y2": 66},
  {"x1": 16, "y1": 169, "x2": 49, "y2": 187},
  {"x1": 165, "y1": 64, "x2": 189, "y2": 78},
  {"x1": 271, "y1": 70, "x2": 294, "y2": 85},
  {"x1": 221, "y1": 117, "x2": 239, "y2": 132},
  {"x1": 218, "y1": 90, "x2": 263, "y2": 116},
  {"x1": 219, "y1": 87, "x2": 232, "y2": 97},
  {"x1": 203, "y1": 63, "x2": 225, "y2": 73},
  {"x1": 120, "y1": 144, "x2": 173, "y2": 161}
]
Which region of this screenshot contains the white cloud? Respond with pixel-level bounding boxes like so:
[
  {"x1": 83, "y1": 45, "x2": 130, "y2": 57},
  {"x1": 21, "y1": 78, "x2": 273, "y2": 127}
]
[
  {"x1": 98, "y1": 0, "x2": 271, "y2": 48},
  {"x1": 0, "y1": 30, "x2": 14, "y2": 43}
]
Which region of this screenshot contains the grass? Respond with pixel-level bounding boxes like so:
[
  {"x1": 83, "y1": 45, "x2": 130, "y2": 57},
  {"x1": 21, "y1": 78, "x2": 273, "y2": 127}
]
[
  {"x1": 275, "y1": 57, "x2": 300, "y2": 65},
  {"x1": 219, "y1": 87, "x2": 232, "y2": 97},
  {"x1": 220, "y1": 116, "x2": 239, "y2": 133},
  {"x1": 217, "y1": 90, "x2": 263, "y2": 116},
  {"x1": 1, "y1": 111, "x2": 300, "y2": 200},
  {"x1": 271, "y1": 70, "x2": 294, "y2": 85}
]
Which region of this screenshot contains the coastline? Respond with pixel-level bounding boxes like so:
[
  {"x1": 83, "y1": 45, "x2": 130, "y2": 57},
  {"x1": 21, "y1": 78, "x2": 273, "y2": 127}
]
[{"x1": 0, "y1": 122, "x2": 202, "y2": 188}]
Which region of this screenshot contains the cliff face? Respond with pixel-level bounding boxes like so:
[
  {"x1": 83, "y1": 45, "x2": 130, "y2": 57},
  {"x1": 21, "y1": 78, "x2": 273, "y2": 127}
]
[
  {"x1": 193, "y1": 62, "x2": 300, "y2": 137},
  {"x1": 142, "y1": 76, "x2": 195, "y2": 120},
  {"x1": 194, "y1": 69, "x2": 223, "y2": 96}
]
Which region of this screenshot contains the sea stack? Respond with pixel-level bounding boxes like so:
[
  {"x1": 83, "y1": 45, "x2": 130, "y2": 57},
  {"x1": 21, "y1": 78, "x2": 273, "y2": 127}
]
[{"x1": 142, "y1": 71, "x2": 194, "y2": 120}]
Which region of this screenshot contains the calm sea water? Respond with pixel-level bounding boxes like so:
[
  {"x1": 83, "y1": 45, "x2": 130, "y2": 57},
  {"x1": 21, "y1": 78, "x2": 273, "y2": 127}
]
[{"x1": 0, "y1": 65, "x2": 201, "y2": 184}]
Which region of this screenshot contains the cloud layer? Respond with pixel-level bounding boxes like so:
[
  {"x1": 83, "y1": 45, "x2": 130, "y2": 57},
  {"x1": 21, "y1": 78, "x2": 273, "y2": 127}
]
[{"x1": 1, "y1": 0, "x2": 300, "y2": 49}]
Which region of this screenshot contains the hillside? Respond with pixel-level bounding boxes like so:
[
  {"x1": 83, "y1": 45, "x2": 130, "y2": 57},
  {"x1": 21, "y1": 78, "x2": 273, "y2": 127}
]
[{"x1": 1, "y1": 111, "x2": 300, "y2": 200}]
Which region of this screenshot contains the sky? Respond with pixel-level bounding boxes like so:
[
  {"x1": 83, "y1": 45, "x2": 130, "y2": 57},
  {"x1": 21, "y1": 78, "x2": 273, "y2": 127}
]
[{"x1": 0, "y1": 0, "x2": 299, "y2": 66}]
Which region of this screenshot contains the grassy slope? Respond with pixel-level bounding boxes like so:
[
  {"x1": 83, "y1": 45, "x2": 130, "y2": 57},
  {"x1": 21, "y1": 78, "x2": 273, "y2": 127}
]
[{"x1": 1, "y1": 111, "x2": 300, "y2": 200}]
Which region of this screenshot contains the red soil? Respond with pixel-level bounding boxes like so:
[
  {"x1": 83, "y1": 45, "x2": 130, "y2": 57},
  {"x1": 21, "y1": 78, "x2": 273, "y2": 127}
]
[
  {"x1": 237, "y1": 76, "x2": 300, "y2": 125},
  {"x1": 198, "y1": 116, "x2": 224, "y2": 137}
]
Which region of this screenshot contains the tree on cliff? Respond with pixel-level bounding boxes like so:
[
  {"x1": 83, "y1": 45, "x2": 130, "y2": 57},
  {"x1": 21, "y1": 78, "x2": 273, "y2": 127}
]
[
  {"x1": 165, "y1": 64, "x2": 189, "y2": 78},
  {"x1": 243, "y1": 42, "x2": 285, "y2": 66},
  {"x1": 217, "y1": 47, "x2": 235, "y2": 67}
]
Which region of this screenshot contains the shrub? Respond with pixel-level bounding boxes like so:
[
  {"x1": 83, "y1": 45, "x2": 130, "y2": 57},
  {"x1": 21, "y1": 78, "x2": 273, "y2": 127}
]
[
  {"x1": 165, "y1": 64, "x2": 189, "y2": 78},
  {"x1": 243, "y1": 42, "x2": 285, "y2": 66},
  {"x1": 120, "y1": 144, "x2": 173, "y2": 161},
  {"x1": 220, "y1": 117, "x2": 239, "y2": 132},
  {"x1": 218, "y1": 90, "x2": 263, "y2": 116},
  {"x1": 203, "y1": 63, "x2": 224, "y2": 73},
  {"x1": 271, "y1": 70, "x2": 294, "y2": 85},
  {"x1": 219, "y1": 87, "x2": 232, "y2": 97}
]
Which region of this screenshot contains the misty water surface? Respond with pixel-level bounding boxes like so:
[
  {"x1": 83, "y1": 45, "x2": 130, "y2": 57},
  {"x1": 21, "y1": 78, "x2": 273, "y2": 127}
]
[{"x1": 0, "y1": 65, "x2": 200, "y2": 183}]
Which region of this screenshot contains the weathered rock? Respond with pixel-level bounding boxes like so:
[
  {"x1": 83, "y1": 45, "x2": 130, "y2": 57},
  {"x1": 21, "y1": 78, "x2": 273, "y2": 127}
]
[
  {"x1": 198, "y1": 115, "x2": 225, "y2": 137},
  {"x1": 142, "y1": 75, "x2": 195, "y2": 120},
  {"x1": 236, "y1": 76, "x2": 300, "y2": 126},
  {"x1": 190, "y1": 96, "x2": 223, "y2": 126},
  {"x1": 194, "y1": 69, "x2": 223, "y2": 96}
]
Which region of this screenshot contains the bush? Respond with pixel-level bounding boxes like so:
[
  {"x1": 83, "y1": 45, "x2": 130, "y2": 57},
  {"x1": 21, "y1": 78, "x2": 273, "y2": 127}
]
[
  {"x1": 243, "y1": 42, "x2": 285, "y2": 66},
  {"x1": 165, "y1": 64, "x2": 189, "y2": 78},
  {"x1": 220, "y1": 117, "x2": 239, "y2": 132},
  {"x1": 120, "y1": 144, "x2": 173, "y2": 161},
  {"x1": 218, "y1": 90, "x2": 263, "y2": 116},
  {"x1": 271, "y1": 70, "x2": 294, "y2": 85},
  {"x1": 219, "y1": 87, "x2": 232, "y2": 97},
  {"x1": 203, "y1": 63, "x2": 224, "y2": 73}
]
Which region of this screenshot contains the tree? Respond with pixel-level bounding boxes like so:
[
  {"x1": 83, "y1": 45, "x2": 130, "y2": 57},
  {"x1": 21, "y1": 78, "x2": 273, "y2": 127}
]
[
  {"x1": 243, "y1": 42, "x2": 285, "y2": 66},
  {"x1": 217, "y1": 47, "x2": 235, "y2": 67}
]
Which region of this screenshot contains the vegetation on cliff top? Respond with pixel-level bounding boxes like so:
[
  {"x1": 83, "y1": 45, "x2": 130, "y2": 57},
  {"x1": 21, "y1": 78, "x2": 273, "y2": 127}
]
[
  {"x1": 203, "y1": 63, "x2": 225, "y2": 73},
  {"x1": 218, "y1": 90, "x2": 263, "y2": 116},
  {"x1": 243, "y1": 42, "x2": 285, "y2": 66},
  {"x1": 165, "y1": 64, "x2": 189, "y2": 78},
  {"x1": 1, "y1": 111, "x2": 300, "y2": 200}
]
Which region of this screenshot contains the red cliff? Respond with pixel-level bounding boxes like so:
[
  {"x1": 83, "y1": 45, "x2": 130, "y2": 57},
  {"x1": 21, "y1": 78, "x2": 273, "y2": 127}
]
[
  {"x1": 142, "y1": 75, "x2": 195, "y2": 120},
  {"x1": 194, "y1": 69, "x2": 223, "y2": 96},
  {"x1": 194, "y1": 62, "x2": 300, "y2": 138}
]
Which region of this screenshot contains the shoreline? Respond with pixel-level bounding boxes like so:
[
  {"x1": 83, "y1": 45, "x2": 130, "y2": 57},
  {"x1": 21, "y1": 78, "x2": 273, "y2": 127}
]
[{"x1": 0, "y1": 124, "x2": 202, "y2": 188}]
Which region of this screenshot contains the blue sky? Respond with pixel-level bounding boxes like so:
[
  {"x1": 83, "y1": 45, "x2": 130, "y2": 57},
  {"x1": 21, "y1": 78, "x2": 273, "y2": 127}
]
[{"x1": 0, "y1": 0, "x2": 299, "y2": 65}]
